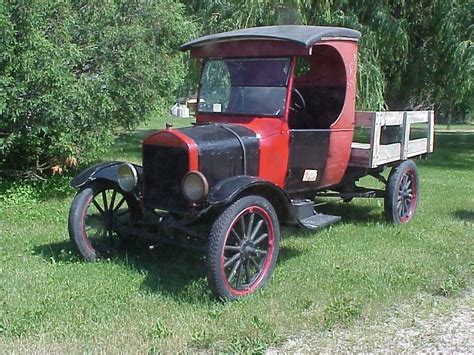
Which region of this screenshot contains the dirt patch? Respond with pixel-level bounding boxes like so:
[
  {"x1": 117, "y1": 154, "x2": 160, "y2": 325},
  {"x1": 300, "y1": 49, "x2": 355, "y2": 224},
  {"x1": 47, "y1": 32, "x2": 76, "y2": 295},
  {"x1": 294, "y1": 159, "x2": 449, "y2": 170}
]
[{"x1": 268, "y1": 289, "x2": 473, "y2": 353}]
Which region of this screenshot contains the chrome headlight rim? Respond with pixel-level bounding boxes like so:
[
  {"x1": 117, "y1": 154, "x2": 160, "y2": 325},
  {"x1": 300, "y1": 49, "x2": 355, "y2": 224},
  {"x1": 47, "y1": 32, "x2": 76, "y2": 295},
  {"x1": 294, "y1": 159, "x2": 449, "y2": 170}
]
[
  {"x1": 181, "y1": 170, "x2": 209, "y2": 203},
  {"x1": 117, "y1": 163, "x2": 138, "y2": 192}
]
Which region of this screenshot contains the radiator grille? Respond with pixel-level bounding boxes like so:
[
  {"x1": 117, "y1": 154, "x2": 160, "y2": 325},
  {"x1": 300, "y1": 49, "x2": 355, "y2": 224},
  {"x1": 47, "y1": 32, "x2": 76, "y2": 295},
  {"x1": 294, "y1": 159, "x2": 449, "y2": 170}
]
[{"x1": 143, "y1": 144, "x2": 189, "y2": 212}]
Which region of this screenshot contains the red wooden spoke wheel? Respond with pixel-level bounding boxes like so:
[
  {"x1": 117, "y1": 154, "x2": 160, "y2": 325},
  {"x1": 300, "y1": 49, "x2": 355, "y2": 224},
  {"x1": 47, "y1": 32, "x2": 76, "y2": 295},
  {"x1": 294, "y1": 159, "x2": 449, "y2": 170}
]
[
  {"x1": 385, "y1": 160, "x2": 419, "y2": 224},
  {"x1": 207, "y1": 195, "x2": 280, "y2": 301},
  {"x1": 68, "y1": 181, "x2": 141, "y2": 261}
]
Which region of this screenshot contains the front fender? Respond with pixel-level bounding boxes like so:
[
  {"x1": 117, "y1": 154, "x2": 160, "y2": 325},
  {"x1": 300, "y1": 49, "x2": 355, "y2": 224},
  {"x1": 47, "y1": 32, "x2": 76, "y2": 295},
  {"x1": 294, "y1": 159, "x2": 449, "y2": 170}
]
[
  {"x1": 70, "y1": 161, "x2": 143, "y2": 195},
  {"x1": 207, "y1": 175, "x2": 297, "y2": 224}
]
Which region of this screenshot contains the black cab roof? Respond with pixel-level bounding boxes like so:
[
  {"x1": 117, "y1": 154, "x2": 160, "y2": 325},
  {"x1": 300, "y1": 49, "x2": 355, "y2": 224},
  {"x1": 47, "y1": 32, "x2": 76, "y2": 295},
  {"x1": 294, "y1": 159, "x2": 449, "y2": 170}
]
[{"x1": 181, "y1": 25, "x2": 361, "y2": 51}]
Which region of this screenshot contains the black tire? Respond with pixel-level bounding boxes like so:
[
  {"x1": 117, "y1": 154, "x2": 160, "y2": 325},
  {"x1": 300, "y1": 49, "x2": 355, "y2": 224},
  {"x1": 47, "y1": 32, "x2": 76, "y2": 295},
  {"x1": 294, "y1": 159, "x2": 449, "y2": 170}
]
[
  {"x1": 207, "y1": 195, "x2": 280, "y2": 301},
  {"x1": 384, "y1": 160, "x2": 419, "y2": 224},
  {"x1": 68, "y1": 180, "x2": 142, "y2": 261}
]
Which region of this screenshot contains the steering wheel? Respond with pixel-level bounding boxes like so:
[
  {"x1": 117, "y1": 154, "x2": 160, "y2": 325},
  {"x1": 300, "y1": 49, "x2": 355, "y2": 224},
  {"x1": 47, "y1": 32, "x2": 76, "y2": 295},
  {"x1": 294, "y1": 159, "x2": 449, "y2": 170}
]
[{"x1": 290, "y1": 88, "x2": 306, "y2": 113}]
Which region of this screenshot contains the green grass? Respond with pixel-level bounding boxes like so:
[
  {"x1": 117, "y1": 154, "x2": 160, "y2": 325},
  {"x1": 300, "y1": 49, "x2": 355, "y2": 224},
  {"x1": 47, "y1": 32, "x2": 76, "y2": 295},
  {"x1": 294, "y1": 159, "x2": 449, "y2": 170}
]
[
  {"x1": 1, "y1": 115, "x2": 473, "y2": 352},
  {"x1": 435, "y1": 122, "x2": 474, "y2": 131}
]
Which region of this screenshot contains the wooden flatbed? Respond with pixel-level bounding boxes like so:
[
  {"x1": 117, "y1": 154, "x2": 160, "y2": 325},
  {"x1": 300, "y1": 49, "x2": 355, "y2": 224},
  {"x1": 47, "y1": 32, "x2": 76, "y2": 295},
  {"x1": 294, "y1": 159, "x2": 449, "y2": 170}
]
[{"x1": 349, "y1": 111, "x2": 434, "y2": 168}]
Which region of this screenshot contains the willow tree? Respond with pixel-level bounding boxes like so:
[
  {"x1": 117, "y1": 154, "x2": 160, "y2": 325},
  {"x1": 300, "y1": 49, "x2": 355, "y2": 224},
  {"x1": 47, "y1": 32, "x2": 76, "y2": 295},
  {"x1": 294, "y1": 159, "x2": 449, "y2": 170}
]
[
  {"x1": 396, "y1": 0, "x2": 473, "y2": 123},
  {"x1": 183, "y1": 0, "x2": 473, "y2": 122}
]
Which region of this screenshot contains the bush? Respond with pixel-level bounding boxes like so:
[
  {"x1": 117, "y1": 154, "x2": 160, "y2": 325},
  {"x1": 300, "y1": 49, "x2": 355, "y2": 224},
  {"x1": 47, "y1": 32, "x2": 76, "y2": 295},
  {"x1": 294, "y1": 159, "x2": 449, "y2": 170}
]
[{"x1": 0, "y1": 0, "x2": 195, "y2": 177}]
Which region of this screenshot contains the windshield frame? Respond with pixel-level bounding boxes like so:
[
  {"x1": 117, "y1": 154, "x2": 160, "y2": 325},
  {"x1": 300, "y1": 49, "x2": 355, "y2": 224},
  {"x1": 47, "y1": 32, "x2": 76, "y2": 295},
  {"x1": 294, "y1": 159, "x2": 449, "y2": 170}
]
[{"x1": 196, "y1": 56, "x2": 292, "y2": 118}]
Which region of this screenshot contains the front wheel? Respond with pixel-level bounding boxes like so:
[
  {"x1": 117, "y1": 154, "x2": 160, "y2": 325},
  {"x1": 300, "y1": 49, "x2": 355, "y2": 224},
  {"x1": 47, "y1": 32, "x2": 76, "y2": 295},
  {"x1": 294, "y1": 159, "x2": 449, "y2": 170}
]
[
  {"x1": 384, "y1": 160, "x2": 419, "y2": 224},
  {"x1": 207, "y1": 195, "x2": 280, "y2": 301},
  {"x1": 68, "y1": 181, "x2": 142, "y2": 261}
]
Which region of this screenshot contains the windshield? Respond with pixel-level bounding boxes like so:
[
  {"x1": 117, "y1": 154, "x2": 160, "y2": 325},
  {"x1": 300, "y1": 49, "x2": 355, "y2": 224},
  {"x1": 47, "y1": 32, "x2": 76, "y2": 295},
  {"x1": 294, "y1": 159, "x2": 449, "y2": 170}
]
[{"x1": 198, "y1": 58, "x2": 291, "y2": 117}]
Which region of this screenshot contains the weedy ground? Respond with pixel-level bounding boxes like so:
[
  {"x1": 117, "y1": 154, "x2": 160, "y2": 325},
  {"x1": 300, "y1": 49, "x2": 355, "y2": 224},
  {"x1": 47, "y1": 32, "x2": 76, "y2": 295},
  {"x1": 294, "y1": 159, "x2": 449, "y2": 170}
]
[{"x1": 0, "y1": 117, "x2": 472, "y2": 353}]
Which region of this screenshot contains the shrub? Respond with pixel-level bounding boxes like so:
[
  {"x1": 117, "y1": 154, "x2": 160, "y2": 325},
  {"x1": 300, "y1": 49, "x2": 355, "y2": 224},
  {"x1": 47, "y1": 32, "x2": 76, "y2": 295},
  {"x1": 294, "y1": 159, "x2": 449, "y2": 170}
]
[{"x1": 0, "y1": 0, "x2": 195, "y2": 177}]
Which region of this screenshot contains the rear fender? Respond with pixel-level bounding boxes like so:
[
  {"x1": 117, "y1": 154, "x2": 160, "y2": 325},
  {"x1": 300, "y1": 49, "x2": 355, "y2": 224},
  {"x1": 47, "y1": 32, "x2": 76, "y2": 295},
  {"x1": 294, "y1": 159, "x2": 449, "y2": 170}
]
[
  {"x1": 70, "y1": 161, "x2": 142, "y2": 197},
  {"x1": 207, "y1": 176, "x2": 297, "y2": 224}
]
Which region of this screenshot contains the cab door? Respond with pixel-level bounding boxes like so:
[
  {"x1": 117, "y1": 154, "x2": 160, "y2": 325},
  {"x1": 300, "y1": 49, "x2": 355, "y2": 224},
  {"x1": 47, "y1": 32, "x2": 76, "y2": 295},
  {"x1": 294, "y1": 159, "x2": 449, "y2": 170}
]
[
  {"x1": 284, "y1": 42, "x2": 356, "y2": 193},
  {"x1": 284, "y1": 129, "x2": 330, "y2": 194}
]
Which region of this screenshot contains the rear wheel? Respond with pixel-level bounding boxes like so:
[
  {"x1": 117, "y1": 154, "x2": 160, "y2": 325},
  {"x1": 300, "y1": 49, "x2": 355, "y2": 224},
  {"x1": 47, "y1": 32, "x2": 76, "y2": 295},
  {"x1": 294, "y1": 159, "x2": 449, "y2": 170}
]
[
  {"x1": 207, "y1": 196, "x2": 280, "y2": 301},
  {"x1": 68, "y1": 181, "x2": 141, "y2": 261},
  {"x1": 384, "y1": 160, "x2": 419, "y2": 224}
]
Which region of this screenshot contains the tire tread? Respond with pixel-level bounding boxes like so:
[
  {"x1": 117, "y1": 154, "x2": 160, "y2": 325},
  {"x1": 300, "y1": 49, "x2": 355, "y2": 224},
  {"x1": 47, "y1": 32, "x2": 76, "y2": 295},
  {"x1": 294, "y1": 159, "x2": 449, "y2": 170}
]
[
  {"x1": 207, "y1": 195, "x2": 280, "y2": 301},
  {"x1": 384, "y1": 160, "x2": 419, "y2": 224}
]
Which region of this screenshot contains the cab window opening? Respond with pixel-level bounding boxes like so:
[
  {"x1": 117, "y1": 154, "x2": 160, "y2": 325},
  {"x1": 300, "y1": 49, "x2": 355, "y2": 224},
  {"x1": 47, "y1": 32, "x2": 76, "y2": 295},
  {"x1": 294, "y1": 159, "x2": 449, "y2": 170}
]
[
  {"x1": 198, "y1": 57, "x2": 291, "y2": 117},
  {"x1": 289, "y1": 46, "x2": 347, "y2": 129}
]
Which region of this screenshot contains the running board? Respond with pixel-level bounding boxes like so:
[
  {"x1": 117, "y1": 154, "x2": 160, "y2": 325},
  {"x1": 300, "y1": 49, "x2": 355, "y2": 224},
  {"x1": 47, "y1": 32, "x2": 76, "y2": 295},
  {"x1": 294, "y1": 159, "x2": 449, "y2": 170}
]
[{"x1": 298, "y1": 213, "x2": 341, "y2": 231}]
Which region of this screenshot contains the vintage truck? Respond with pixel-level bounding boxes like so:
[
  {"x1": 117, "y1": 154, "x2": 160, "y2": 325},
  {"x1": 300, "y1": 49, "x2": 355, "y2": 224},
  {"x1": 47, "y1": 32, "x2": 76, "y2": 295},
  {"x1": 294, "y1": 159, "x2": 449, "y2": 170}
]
[{"x1": 68, "y1": 26, "x2": 434, "y2": 300}]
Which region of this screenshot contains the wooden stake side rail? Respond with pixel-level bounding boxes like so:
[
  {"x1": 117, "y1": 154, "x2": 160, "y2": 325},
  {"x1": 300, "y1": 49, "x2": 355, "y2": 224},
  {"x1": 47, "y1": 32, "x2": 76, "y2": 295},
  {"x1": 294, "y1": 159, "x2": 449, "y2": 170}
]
[{"x1": 349, "y1": 111, "x2": 434, "y2": 168}]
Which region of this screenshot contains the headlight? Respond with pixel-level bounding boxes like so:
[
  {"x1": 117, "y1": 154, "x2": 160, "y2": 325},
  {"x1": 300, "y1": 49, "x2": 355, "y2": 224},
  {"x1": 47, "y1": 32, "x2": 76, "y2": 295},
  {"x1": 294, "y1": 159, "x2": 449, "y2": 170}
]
[
  {"x1": 117, "y1": 163, "x2": 138, "y2": 192},
  {"x1": 182, "y1": 171, "x2": 208, "y2": 203}
]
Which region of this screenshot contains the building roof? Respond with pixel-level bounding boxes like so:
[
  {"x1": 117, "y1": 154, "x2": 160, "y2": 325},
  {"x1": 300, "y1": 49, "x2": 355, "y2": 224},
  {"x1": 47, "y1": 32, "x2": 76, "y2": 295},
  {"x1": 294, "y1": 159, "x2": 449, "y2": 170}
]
[{"x1": 181, "y1": 25, "x2": 361, "y2": 51}]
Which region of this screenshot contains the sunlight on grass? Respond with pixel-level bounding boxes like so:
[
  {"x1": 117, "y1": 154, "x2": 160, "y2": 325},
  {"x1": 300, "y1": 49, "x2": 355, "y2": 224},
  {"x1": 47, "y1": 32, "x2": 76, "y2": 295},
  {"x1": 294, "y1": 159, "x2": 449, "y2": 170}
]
[
  {"x1": 0, "y1": 119, "x2": 473, "y2": 352},
  {"x1": 102, "y1": 115, "x2": 194, "y2": 164}
]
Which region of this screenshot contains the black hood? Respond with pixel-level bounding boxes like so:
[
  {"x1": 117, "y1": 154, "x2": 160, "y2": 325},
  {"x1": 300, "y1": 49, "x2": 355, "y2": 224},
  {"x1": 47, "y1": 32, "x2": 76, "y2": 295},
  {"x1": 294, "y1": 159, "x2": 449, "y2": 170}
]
[
  {"x1": 142, "y1": 123, "x2": 260, "y2": 213},
  {"x1": 178, "y1": 123, "x2": 260, "y2": 186}
]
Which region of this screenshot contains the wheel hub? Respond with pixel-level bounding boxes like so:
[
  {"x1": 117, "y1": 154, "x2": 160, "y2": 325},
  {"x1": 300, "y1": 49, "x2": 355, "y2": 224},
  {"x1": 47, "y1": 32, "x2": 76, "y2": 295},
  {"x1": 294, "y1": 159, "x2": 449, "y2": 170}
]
[
  {"x1": 241, "y1": 240, "x2": 256, "y2": 259},
  {"x1": 397, "y1": 173, "x2": 415, "y2": 218}
]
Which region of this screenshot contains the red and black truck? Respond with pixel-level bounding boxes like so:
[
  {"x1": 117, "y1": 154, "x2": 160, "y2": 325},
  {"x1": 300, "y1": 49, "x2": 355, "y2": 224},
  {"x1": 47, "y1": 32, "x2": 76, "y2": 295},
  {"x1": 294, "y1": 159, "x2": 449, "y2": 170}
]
[{"x1": 68, "y1": 26, "x2": 434, "y2": 300}]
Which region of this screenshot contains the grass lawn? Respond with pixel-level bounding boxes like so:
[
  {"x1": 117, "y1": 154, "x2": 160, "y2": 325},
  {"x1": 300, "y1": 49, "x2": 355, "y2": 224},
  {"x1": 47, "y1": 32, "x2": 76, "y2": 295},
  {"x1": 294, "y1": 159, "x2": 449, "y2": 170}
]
[
  {"x1": 435, "y1": 122, "x2": 474, "y2": 132},
  {"x1": 1, "y1": 115, "x2": 473, "y2": 352}
]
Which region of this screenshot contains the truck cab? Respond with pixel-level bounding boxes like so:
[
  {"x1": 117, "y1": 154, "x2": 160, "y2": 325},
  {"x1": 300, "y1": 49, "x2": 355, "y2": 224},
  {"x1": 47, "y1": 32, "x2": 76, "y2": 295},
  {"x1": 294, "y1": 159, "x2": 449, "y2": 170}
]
[{"x1": 142, "y1": 26, "x2": 360, "y2": 215}]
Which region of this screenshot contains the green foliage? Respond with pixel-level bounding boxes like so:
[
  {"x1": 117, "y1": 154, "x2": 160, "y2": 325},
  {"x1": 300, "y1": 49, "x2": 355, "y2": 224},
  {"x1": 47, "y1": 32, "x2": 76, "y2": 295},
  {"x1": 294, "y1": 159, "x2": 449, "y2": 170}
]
[
  {"x1": 148, "y1": 319, "x2": 172, "y2": 339},
  {"x1": 0, "y1": 175, "x2": 72, "y2": 207},
  {"x1": 433, "y1": 266, "x2": 467, "y2": 297},
  {"x1": 323, "y1": 295, "x2": 362, "y2": 329},
  {"x1": 1, "y1": 0, "x2": 471, "y2": 177},
  {"x1": 184, "y1": 0, "x2": 473, "y2": 119},
  {"x1": 228, "y1": 335, "x2": 268, "y2": 354},
  {"x1": 397, "y1": 0, "x2": 473, "y2": 123},
  {"x1": 0, "y1": 0, "x2": 195, "y2": 176}
]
